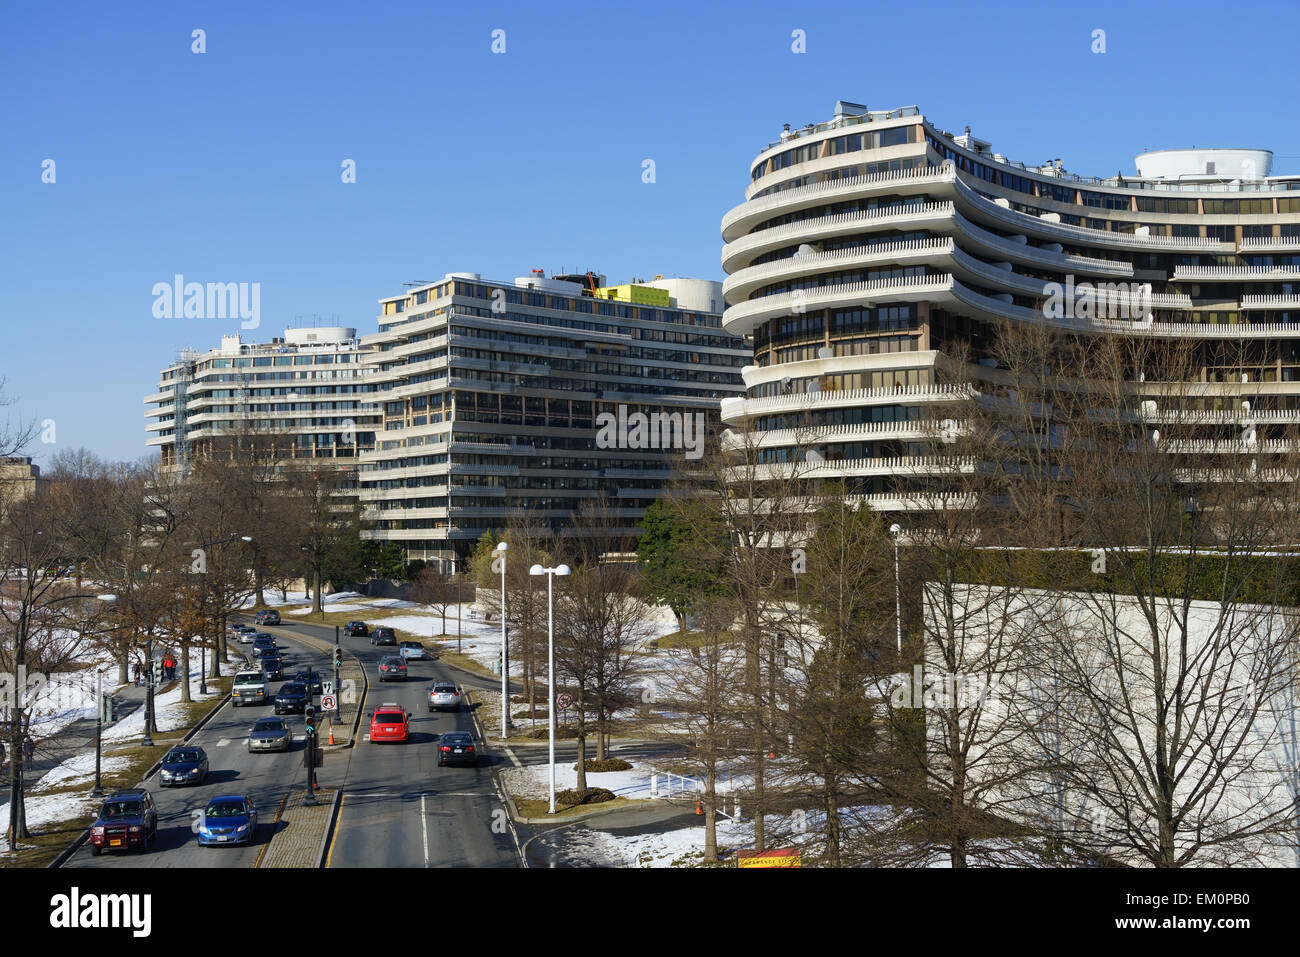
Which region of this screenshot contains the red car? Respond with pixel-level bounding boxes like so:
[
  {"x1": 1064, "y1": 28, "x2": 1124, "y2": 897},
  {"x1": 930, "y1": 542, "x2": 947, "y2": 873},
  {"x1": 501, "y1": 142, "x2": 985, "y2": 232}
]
[
  {"x1": 369, "y1": 704, "x2": 410, "y2": 743},
  {"x1": 88, "y1": 789, "x2": 158, "y2": 855}
]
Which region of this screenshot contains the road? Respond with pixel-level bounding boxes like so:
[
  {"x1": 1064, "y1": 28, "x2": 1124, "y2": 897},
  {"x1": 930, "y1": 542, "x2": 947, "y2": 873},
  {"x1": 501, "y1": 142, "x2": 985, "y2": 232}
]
[
  {"x1": 63, "y1": 631, "x2": 332, "y2": 869},
  {"x1": 300, "y1": 617, "x2": 519, "y2": 868}
]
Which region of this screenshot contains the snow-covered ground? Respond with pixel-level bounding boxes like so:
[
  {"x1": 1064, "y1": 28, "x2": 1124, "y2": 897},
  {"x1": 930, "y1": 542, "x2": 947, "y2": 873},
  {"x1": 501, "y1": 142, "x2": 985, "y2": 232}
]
[
  {"x1": 0, "y1": 790, "x2": 102, "y2": 855},
  {"x1": 29, "y1": 751, "x2": 131, "y2": 793},
  {"x1": 102, "y1": 646, "x2": 235, "y2": 744}
]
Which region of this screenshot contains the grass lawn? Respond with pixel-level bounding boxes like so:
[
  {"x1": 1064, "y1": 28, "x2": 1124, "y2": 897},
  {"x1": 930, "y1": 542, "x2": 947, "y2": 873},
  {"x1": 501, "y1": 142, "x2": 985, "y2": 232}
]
[{"x1": 512, "y1": 795, "x2": 647, "y2": 819}]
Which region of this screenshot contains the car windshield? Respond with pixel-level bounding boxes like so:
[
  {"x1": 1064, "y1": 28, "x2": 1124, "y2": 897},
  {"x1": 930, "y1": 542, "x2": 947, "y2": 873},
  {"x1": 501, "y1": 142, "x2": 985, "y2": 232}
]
[
  {"x1": 206, "y1": 801, "x2": 247, "y2": 817},
  {"x1": 444, "y1": 734, "x2": 470, "y2": 745},
  {"x1": 101, "y1": 801, "x2": 141, "y2": 817},
  {"x1": 253, "y1": 719, "x2": 283, "y2": 732},
  {"x1": 401, "y1": 642, "x2": 419, "y2": 649},
  {"x1": 236, "y1": 673, "x2": 262, "y2": 682},
  {"x1": 435, "y1": 685, "x2": 456, "y2": 693},
  {"x1": 280, "y1": 683, "x2": 306, "y2": 694},
  {"x1": 164, "y1": 750, "x2": 200, "y2": 764},
  {"x1": 375, "y1": 711, "x2": 404, "y2": 724}
]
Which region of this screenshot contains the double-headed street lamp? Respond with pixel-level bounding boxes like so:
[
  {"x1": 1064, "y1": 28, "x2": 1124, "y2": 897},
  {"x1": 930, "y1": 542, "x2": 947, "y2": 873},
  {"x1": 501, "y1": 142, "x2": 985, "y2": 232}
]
[{"x1": 529, "y1": 562, "x2": 570, "y2": 814}]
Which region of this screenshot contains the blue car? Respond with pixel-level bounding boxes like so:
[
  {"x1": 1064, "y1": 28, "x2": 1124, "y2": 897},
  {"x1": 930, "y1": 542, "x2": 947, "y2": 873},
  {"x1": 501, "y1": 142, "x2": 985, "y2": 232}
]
[{"x1": 196, "y1": 794, "x2": 259, "y2": 846}]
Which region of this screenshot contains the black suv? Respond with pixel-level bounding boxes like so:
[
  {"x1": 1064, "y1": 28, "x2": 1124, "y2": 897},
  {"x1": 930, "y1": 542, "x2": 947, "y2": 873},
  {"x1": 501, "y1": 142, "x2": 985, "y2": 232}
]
[
  {"x1": 371, "y1": 626, "x2": 397, "y2": 646},
  {"x1": 344, "y1": 621, "x2": 368, "y2": 637},
  {"x1": 274, "y1": 682, "x2": 310, "y2": 714},
  {"x1": 255, "y1": 609, "x2": 281, "y2": 626},
  {"x1": 260, "y1": 653, "x2": 285, "y2": 680},
  {"x1": 89, "y1": 788, "x2": 158, "y2": 855}
]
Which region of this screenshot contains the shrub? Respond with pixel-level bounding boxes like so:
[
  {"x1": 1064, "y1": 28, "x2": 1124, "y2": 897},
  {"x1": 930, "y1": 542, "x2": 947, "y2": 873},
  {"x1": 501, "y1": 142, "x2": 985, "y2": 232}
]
[
  {"x1": 574, "y1": 758, "x2": 632, "y2": 773},
  {"x1": 528, "y1": 725, "x2": 578, "y2": 739},
  {"x1": 556, "y1": 787, "x2": 616, "y2": 807}
]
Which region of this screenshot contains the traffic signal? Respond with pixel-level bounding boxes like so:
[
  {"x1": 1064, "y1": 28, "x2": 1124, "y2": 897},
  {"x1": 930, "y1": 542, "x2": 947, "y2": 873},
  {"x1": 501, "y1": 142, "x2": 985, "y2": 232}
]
[{"x1": 333, "y1": 646, "x2": 343, "y2": 670}]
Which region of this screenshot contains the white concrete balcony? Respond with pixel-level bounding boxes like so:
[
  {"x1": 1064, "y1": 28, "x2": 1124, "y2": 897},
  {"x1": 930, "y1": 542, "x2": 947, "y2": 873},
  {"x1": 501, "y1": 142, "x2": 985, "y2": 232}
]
[
  {"x1": 951, "y1": 210, "x2": 1136, "y2": 278},
  {"x1": 1240, "y1": 294, "x2": 1300, "y2": 310},
  {"x1": 722, "y1": 237, "x2": 955, "y2": 304},
  {"x1": 1240, "y1": 237, "x2": 1300, "y2": 252},
  {"x1": 721, "y1": 419, "x2": 948, "y2": 449},
  {"x1": 953, "y1": 177, "x2": 1233, "y2": 252},
  {"x1": 1174, "y1": 265, "x2": 1300, "y2": 281},
  {"x1": 447, "y1": 463, "x2": 519, "y2": 476},
  {"x1": 722, "y1": 163, "x2": 956, "y2": 242},
  {"x1": 734, "y1": 454, "x2": 974, "y2": 482},
  {"x1": 1139, "y1": 408, "x2": 1300, "y2": 425},
  {"x1": 1154, "y1": 438, "x2": 1299, "y2": 454},
  {"x1": 945, "y1": 279, "x2": 1300, "y2": 339},
  {"x1": 722, "y1": 273, "x2": 956, "y2": 336},
  {"x1": 721, "y1": 202, "x2": 957, "y2": 274},
  {"x1": 447, "y1": 441, "x2": 536, "y2": 455},
  {"x1": 721, "y1": 384, "x2": 972, "y2": 423}
]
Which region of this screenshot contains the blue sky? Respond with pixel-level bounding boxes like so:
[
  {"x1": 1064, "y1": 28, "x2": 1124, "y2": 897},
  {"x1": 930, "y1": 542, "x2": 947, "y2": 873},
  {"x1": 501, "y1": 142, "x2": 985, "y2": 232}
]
[{"x1": 3, "y1": 0, "x2": 1298, "y2": 463}]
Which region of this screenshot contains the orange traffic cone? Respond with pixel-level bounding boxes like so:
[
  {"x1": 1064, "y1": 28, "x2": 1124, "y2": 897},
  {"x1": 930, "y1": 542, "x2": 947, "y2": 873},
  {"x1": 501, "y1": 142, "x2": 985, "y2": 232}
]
[
  {"x1": 328, "y1": 725, "x2": 335, "y2": 746},
  {"x1": 695, "y1": 800, "x2": 703, "y2": 815}
]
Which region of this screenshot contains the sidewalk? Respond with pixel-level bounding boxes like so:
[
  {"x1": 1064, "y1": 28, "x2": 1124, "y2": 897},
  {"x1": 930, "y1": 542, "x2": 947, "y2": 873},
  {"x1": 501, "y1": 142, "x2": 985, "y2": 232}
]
[{"x1": 0, "y1": 665, "x2": 208, "y2": 809}]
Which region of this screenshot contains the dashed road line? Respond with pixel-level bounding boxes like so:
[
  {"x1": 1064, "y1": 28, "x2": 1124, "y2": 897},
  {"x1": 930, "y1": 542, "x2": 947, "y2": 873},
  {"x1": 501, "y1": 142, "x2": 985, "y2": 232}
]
[{"x1": 421, "y1": 794, "x2": 430, "y2": 867}]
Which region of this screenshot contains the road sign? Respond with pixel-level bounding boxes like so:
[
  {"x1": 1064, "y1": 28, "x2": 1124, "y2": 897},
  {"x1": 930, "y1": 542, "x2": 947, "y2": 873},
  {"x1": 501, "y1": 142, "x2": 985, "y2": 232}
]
[
  {"x1": 556, "y1": 692, "x2": 573, "y2": 710},
  {"x1": 321, "y1": 694, "x2": 338, "y2": 712},
  {"x1": 322, "y1": 680, "x2": 335, "y2": 696}
]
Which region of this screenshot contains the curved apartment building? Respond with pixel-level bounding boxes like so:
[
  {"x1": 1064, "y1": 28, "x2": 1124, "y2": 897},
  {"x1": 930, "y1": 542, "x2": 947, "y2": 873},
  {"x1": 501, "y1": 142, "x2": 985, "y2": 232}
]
[{"x1": 719, "y1": 101, "x2": 1300, "y2": 510}]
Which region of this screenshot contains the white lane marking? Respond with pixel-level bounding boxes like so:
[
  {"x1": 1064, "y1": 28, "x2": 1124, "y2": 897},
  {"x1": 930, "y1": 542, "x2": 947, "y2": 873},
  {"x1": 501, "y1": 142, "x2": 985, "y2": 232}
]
[
  {"x1": 502, "y1": 746, "x2": 522, "y2": 768},
  {"x1": 215, "y1": 739, "x2": 230, "y2": 747},
  {"x1": 363, "y1": 734, "x2": 370, "y2": 742},
  {"x1": 421, "y1": 794, "x2": 430, "y2": 867}
]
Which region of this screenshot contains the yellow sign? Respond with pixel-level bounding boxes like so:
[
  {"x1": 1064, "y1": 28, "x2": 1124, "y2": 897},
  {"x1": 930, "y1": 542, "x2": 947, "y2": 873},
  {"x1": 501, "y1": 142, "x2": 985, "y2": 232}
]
[{"x1": 736, "y1": 848, "x2": 801, "y2": 868}]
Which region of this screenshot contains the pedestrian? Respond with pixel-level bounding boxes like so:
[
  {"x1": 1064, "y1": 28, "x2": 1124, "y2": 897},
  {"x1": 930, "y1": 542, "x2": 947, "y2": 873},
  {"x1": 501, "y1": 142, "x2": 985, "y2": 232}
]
[
  {"x1": 0, "y1": 739, "x2": 6, "y2": 768},
  {"x1": 164, "y1": 655, "x2": 175, "y2": 681},
  {"x1": 23, "y1": 733, "x2": 34, "y2": 763},
  {"x1": 133, "y1": 661, "x2": 142, "y2": 687}
]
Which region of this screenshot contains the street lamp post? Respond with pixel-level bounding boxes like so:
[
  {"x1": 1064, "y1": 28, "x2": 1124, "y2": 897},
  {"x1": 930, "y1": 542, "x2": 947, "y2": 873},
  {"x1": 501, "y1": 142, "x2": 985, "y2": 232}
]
[
  {"x1": 890, "y1": 524, "x2": 903, "y2": 654},
  {"x1": 142, "y1": 630, "x2": 156, "y2": 747},
  {"x1": 529, "y1": 562, "x2": 570, "y2": 814},
  {"x1": 92, "y1": 666, "x2": 107, "y2": 797},
  {"x1": 495, "y1": 542, "x2": 510, "y2": 738}
]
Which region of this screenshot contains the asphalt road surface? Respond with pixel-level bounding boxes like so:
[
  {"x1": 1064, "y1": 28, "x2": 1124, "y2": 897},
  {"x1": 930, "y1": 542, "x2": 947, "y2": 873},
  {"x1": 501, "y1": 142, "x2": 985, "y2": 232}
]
[{"x1": 63, "y1": 632, "x2": 331, "y2": 869}]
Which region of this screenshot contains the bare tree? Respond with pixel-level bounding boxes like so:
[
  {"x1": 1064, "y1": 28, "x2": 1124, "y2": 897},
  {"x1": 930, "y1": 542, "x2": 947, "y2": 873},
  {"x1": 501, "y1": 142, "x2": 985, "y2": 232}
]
[
  {"x1": 1006, "y1": 331, "x2": 1300, "y2": 865},
  {"x1": 0, "y1": 493, "x2": 113, "y2": 846}
]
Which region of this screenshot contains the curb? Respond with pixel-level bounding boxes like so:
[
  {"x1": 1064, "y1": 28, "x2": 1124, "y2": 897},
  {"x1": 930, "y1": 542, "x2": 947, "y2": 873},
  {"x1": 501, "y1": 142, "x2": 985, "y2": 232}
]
[
  {"x1": 253, "y1": 790, "x2": 292, "y2": 868},
  {"x1": 316, "y1": 789, "x2": 341, "y2": 868},
  {"x1": 47, "y1": 685, "x2": 233, "y2": 869},
  {"x1": 507, "y1": 797, "x2": 660, "y2": 827}
]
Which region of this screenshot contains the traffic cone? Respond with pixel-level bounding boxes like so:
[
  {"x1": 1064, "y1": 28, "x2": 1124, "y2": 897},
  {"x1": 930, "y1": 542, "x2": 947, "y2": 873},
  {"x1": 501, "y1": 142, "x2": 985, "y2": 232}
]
[
  {"x1": 328, "y1": 725, "x2": 335, "y2": 746},
  {"x1": 695, "y1": 800, "x2": 703, "y2": 815}
]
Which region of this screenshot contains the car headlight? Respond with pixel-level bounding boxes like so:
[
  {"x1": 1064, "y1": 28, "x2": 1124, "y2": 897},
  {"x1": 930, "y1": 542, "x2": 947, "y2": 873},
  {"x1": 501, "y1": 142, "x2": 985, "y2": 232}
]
[{"x1": 235, "y1": 823, "x2": 249, "y2": 833}]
